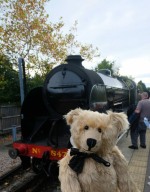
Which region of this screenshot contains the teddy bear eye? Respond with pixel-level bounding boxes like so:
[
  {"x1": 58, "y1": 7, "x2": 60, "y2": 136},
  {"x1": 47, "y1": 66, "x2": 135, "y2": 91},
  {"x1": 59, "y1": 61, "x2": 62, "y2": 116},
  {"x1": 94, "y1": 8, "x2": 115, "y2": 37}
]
[
  {"x1": 98, "y1": 128, "x2": 102, "y2": 133},
  {"x1": 84, "y1": 125, "x2": 89, "y2": 130}
]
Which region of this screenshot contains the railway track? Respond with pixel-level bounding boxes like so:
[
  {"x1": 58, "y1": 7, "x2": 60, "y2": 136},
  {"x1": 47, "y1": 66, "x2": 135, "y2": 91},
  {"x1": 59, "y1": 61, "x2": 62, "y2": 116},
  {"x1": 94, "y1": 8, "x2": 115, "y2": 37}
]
[
  {"x1": 0, "y1": 168, "x2": 40, "y2": 192},
  {"x1": 0, "y1": 164, "x2": 60, "y2": 192},
  {"x1": 0, "y1": 164, "x2": 22, "y2": 183}
]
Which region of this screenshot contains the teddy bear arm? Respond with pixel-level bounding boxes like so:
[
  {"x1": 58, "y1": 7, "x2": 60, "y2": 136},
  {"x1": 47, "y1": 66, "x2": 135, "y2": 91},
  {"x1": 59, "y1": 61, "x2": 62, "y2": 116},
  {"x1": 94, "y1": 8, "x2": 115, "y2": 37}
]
[
  {"x1": 59, "y1": 156, "x2": 82, "y2": 192},
  {"x1": 112, "y1": 148, "x2": 140, "y2": 192}
]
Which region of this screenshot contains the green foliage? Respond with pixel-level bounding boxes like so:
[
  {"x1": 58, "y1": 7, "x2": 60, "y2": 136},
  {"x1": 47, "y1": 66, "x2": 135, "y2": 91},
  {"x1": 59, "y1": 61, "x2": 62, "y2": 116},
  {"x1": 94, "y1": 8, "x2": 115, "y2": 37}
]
[
  {"x1": 94, "y1": 59, "x2": 119, "y2": 76},
  {"x1": 147, "y1": 87, "x2": 150, "y2": 91},
  {"x1": 137, "y1": 81, "x2": 147, "y2": 93},
  {"x1": 0, "y1": 54, "x2": 20, "y2": 104},
  {"x1": 0, "y1": 54, "x2": 47, "y2": 104},
  {"x1": 0, "y1": 0, "x2": 99, "y2": 76},
  {"x1": 26, "y1": 74, "x2": 44, "y2": 94}
]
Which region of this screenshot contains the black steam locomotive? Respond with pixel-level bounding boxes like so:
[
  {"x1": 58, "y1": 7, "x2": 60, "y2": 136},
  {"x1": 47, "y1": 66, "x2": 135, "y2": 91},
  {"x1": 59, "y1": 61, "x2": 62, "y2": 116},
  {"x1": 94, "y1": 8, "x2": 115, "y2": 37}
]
[{"x1": 9, "y1": 55, "x2": 137, "y2": 175}]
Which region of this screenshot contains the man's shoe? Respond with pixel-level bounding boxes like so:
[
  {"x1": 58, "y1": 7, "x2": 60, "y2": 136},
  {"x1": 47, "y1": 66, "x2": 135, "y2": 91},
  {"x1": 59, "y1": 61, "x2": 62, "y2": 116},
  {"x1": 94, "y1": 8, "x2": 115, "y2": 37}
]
[
  {"x1": 128, "y1": 145, "x2": 138, "y2": 149},
  {"x1": 140, "y1": 145, "x2": 146, "y2": 148}
]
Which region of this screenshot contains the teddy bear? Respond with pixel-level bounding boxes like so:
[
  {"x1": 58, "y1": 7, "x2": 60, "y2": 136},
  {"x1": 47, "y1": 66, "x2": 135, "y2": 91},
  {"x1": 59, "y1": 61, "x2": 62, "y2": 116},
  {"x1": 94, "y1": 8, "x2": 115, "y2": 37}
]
[{"x1": 58, "y1": 108, "x2": 140, "y2": 192}]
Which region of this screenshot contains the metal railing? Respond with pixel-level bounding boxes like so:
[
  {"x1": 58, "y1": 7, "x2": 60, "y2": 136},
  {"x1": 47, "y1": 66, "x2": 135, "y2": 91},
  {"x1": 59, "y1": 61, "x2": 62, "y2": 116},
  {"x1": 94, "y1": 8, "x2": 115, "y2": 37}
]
[{"x1": 0, "y1": 115, "x2": 21, "y2": 134}]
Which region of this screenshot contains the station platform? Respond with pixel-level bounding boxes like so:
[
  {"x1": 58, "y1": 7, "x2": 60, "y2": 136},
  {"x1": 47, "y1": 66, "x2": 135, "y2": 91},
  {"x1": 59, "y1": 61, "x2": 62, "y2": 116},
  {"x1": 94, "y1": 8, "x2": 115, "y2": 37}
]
[
  {"x1": 1, "y1": 130, "x2": 150, "y2": 191},
  {"x1": 117, "y1": 129, "x2": 150, "y2": 192}
]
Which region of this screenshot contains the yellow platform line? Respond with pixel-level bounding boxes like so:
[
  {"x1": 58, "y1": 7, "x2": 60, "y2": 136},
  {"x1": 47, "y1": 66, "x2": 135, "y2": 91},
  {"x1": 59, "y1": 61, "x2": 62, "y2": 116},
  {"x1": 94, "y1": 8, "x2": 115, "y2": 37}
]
[{"x1": 128, "y1": 129, "x2": 150, "y2": 192}]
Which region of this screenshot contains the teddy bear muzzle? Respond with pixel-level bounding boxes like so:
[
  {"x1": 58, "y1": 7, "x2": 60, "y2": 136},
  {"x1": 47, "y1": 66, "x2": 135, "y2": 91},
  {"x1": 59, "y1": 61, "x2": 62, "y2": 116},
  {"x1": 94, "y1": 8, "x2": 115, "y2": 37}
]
[{"x1": 87, "y1": 138, "x2": 97, "y2": 151}]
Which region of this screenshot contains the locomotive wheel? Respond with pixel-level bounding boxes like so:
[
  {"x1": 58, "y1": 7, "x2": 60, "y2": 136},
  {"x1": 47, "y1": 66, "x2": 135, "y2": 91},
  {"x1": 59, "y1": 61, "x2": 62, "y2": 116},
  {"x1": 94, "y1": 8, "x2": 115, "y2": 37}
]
[
  {"x1": 8, "y1": 148, "x2": 18, "y2": 159},
  {"x1": 32, "y1": 158, "x2": 43, "y2": 174}
]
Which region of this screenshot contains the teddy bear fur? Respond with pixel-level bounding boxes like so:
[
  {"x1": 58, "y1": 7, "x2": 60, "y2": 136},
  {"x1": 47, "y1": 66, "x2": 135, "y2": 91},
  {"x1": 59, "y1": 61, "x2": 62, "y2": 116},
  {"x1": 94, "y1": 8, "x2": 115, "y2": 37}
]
[{"x1": 59, "y1": 108, "x2": 140, "y2": 192}]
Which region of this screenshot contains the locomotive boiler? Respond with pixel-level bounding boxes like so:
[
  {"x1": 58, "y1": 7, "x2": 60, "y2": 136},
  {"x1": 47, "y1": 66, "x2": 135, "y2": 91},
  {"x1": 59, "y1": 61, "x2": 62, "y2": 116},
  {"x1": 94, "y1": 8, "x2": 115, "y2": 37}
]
[{"x1": 9, "y1": 55, "x2": 137, "y2": 175}]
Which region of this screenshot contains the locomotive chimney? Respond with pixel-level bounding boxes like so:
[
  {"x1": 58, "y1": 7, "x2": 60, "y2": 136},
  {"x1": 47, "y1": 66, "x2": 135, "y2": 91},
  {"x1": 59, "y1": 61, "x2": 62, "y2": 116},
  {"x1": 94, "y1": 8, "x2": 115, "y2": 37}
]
[{"x1": 65, "y1": 55, "x2": 84, "y2": 67}]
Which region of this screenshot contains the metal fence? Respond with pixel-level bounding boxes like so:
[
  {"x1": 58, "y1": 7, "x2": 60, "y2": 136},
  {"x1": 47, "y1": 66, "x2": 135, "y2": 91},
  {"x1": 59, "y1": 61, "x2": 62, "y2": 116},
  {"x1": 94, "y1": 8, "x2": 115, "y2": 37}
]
[{"x1": 0, "y1": 105, "x2": 21, "y2": 134}]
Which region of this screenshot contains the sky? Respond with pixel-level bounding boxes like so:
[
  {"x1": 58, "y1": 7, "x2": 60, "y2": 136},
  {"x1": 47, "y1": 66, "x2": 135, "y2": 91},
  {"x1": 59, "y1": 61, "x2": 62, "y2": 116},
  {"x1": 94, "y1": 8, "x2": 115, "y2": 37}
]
[{"x1": 46, "y1": 0, "x2": 150, "y2": 87}]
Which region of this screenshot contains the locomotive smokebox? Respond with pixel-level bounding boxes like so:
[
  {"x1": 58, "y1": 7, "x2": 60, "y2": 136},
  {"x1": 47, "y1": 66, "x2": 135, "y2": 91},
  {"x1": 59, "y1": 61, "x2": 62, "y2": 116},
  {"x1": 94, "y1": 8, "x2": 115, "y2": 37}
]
[{"x1": 65, "y1": 55, "x2": 84, "y2": 67}]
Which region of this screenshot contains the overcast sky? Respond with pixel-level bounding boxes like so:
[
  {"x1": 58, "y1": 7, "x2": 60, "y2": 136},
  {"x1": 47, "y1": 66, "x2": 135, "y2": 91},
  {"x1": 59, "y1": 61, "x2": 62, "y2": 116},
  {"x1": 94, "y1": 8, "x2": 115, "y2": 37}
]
[{"x1": 46, "y1": 0, "x2": 150, "y2": 87}]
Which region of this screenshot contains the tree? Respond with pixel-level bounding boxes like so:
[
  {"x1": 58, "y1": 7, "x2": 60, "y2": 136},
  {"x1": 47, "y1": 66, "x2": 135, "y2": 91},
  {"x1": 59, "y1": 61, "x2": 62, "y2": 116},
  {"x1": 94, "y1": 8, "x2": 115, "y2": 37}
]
[
  {"x1": 0, "y1": 53, "x2": 46, "y2": 104},
  {"x1": 0, "y1": 0, "x2": 99, "y2": 76},
  {"x1": 137, "y1": 81, "x2": 147, "y2": 92},
  {"x1": 26, "y1": 73, "x2": 44, "y2": 92},
  {"x1": 0, "y1": 54, "x2": 20, "y2": 104},
  {"x1": 94, "y1": 59, "x2": 119, "y2": 76}
]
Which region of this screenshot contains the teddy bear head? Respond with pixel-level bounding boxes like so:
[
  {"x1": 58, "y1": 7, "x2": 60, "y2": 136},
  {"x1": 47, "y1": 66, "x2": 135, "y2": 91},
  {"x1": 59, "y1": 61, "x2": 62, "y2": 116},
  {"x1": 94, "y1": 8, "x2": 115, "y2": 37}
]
[{"x1": 64, "y1": 108, "x2": 129, "y2": 155}]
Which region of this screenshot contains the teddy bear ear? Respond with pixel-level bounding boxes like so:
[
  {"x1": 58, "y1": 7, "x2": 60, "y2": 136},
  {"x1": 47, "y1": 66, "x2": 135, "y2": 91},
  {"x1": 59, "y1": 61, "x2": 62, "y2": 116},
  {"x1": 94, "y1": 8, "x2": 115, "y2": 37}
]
[
  {"x1": 64, "y1": 108, "x2": 82, "y2": 125},
  {"x1": 107, "y1": 111, "x2": 129, "y2": 133}
]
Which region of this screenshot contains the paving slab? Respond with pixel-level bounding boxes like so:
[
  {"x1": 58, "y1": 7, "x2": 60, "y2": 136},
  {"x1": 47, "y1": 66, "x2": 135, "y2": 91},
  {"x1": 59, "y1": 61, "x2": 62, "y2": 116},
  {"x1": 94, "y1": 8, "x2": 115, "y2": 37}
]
[{"x1": 117, "y1": 129, "x2": 150, "y2": 192}]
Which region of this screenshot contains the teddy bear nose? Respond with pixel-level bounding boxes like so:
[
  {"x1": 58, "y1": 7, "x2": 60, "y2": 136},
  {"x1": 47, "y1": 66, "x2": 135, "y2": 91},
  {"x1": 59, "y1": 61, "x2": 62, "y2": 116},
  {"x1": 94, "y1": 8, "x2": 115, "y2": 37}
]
[{"x1": 87, "y1": 138, "x2": 97, "y2": 150}]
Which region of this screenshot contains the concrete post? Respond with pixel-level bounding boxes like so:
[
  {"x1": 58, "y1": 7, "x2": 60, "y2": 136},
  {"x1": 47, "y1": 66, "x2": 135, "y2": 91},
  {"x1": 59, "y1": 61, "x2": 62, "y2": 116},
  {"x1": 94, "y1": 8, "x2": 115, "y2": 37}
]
[{"x1": 12, "y1": 125, "x2": 17, "y2": 142}]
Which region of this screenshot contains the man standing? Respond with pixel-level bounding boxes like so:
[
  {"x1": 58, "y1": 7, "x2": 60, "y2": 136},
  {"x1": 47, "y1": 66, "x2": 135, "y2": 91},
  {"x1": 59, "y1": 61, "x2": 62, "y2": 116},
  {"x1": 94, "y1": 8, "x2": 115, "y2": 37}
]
[{"x1": 128, "y1": 92, "x2": 150, "y2": 149}]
